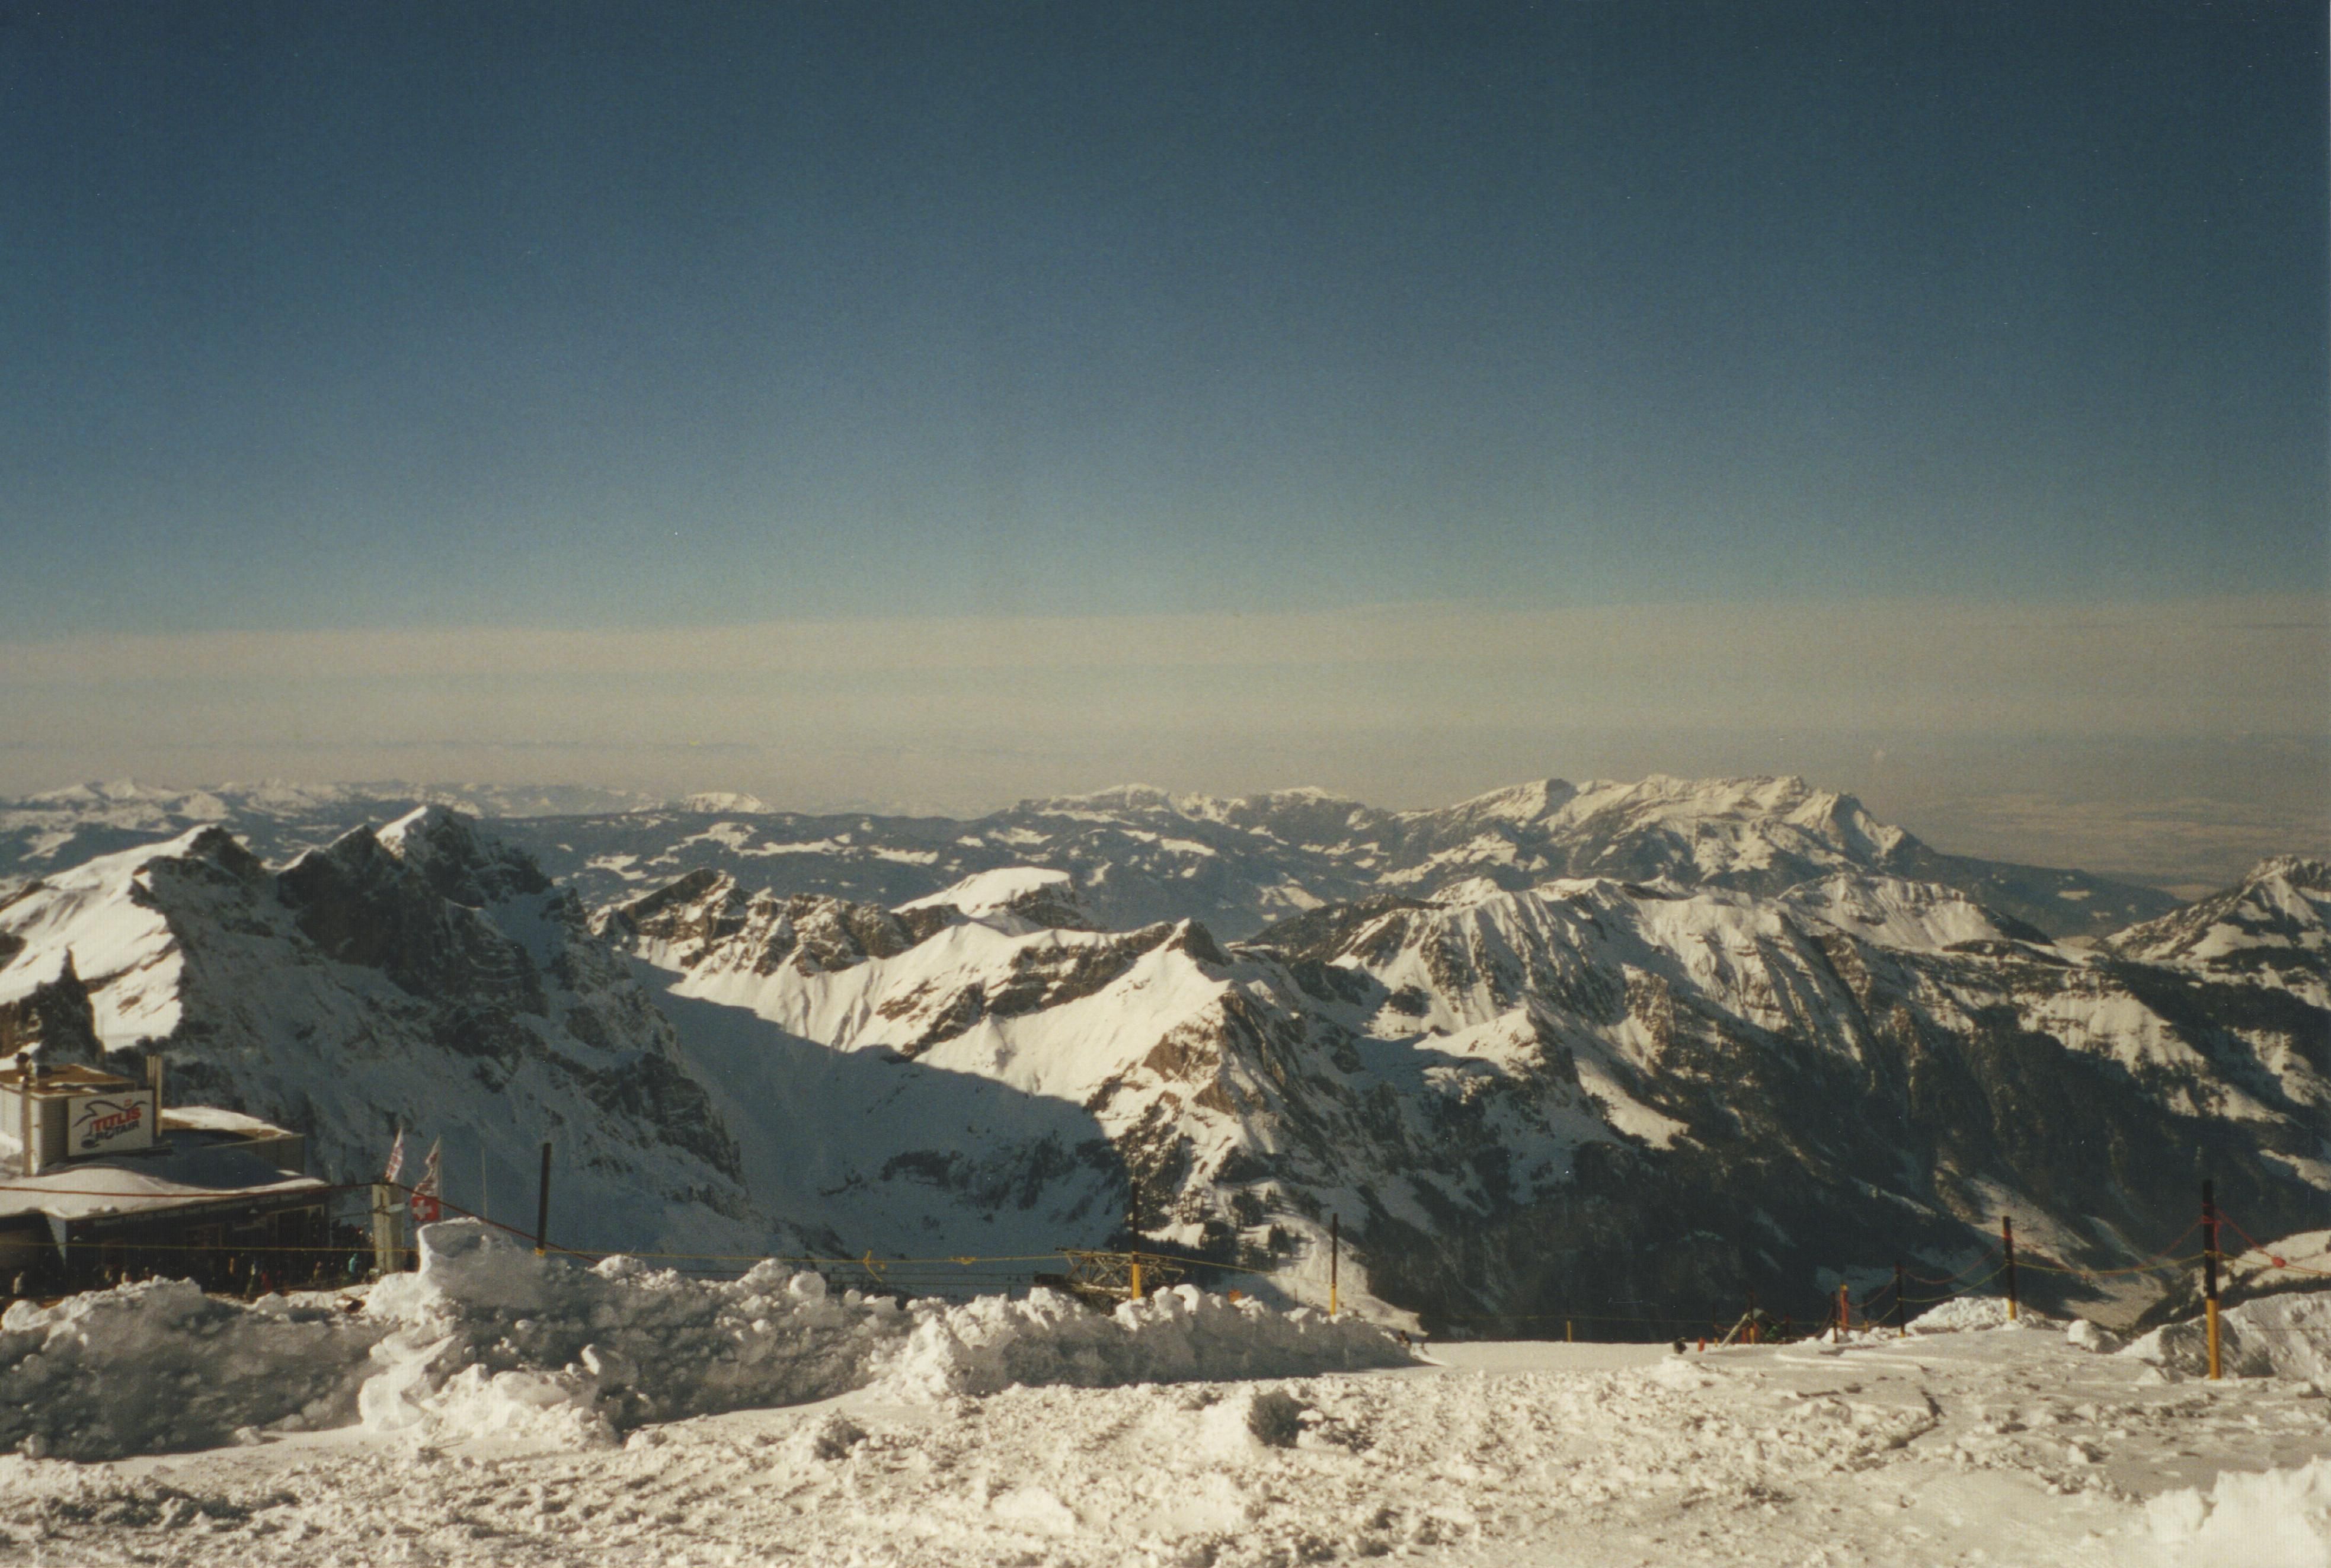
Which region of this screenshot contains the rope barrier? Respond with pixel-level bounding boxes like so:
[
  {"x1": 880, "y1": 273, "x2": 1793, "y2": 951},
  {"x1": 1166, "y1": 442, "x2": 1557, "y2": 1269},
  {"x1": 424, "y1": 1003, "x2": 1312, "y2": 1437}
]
[
  {"x1": 2012, "y1": 1253, "x2": 2205, "y2": 1280},
  {"x1": 1898, "y1": 1260, "x2": 2011, "y2": 1305},
  {"x1": 2218, "y1": 1212, "x2": 2331, "y2": 1279}
]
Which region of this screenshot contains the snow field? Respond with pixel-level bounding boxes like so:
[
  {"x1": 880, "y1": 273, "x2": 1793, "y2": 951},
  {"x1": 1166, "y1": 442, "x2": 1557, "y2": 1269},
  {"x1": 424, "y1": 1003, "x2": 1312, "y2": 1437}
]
[{"x1": 8, "y1": 1323, "x2": 2329, "y2": 1566}]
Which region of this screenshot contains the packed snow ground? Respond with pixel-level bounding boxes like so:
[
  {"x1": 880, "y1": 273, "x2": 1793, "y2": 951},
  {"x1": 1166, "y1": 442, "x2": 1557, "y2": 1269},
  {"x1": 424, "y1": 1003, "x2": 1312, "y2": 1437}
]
[{"x1": 3, "y1": 1266, "x2": 2330, "y2": 1565}]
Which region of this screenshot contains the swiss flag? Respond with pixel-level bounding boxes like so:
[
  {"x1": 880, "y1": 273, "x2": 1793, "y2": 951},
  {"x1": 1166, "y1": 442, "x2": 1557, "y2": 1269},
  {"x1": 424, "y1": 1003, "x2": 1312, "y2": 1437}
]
[{"x1": 410, "y1": 1137, "x2": 444, "y2": 1224}]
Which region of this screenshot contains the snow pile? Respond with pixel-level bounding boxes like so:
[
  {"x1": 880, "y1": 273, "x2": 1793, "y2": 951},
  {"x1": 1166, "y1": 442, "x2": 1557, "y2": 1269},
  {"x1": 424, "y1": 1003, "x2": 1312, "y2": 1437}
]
[
  {"x1": 2124, "y1": 1292, "x2": 2331, "y2": 1381},
  {"x1": 871, "y1": 1278, "x2": 1411, "y2": 1402},
  {"x1": 0, "y1": 1281, "x2": 386, "y2": 1460},
  {"x1": 2, "y1": 1221, "x2": 1411, "y2": 1460},
  {"x1": 2147, "y1": 1457, "x2": 2331, "y2": 1567},
  {"x1": 1907, "y1": 1296, "x2": 2063, "y2": 1334},
  {"x1": 363, "y1": 1222, "x2": 1408, "y2": 1448},
  {"x1": 358, "y1": 1221, "x2": 936, "y2": 1447}
]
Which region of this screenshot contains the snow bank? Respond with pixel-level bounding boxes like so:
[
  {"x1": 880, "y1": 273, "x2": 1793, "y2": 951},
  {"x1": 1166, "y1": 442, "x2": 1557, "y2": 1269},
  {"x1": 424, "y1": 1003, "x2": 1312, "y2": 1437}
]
[
  {"x1": 2147, "y1": 1457, "x2": 2331, "y2": 1567},
  {"x1": 0, "y1": 1281, "x2": 386, "y2": 1460},
  {"x1": 366, "y1": 1222, "x2": 1408, "y2": 1447},
  {"x1": 872, "y1": 1277, "x2": 1409, "y2": 1401},
  {"x1": 2123, "y1": 1293, "x2": 2331, "y2": 1381},
  {"x1": 7, "y1": 1221, "x2": 1412, "y2": 1460},
  {"x1": 358, "y1": 1221, "x2": 922, "y2": 1447},
  {"x1": 1907, "y1": 1296, "x2": 2064, "y2": 1335}
]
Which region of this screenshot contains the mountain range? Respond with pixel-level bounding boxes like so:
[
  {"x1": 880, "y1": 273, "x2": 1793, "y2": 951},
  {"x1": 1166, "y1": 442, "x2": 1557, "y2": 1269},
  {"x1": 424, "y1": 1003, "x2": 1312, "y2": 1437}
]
[
  {"x1": 1, "y1": 775, "x2": 2321, "y2": 1331},
  {"x1": 3, "y1": 773, "x2": 2180, "y2": 939}
]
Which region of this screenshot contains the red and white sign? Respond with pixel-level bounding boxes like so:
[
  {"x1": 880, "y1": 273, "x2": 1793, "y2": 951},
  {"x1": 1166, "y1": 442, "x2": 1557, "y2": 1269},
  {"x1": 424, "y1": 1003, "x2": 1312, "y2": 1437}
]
[{"x1": 70, "y1": 1091, "x2": 157, "y2": 1155}]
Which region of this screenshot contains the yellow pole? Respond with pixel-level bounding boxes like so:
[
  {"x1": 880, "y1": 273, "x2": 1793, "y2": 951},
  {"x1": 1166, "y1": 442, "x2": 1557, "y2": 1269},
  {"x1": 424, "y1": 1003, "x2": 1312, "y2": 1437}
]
[
  {"x1": 2202, "y1": 1179, "x2": 2222, "y2": 1381},
  {"x1": 1329, "y1": 1212, "x2": 1340, "y2": 1317},
  {"x1": 1565, "y1": 1319, "x2": 1573, "y2": 1342},
  {"x1": 1128, "y1": 1254, "x2": 1142, "y2": 1303}
]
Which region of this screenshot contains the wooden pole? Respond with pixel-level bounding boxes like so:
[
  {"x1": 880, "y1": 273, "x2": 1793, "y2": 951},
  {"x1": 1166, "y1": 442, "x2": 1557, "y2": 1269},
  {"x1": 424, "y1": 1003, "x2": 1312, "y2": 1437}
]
[
  {"x1": 2202, "y1": 1178, "x2": 2221, "y2": 1381},
  {"x1": 1565, "y1": 1318, "x2": 1573, "y2": 1343},
  {"x1": 1126, "y1": 1176, "x2": 1142, "y2": 1302},
  {"x1": 534, "y1": 1141, "x2": 552, "y2": 1256},
  {"x1": 1836, "y1": 1281, "x2": 1850, "y2": 1341},
  {"x1": 1329, "y1": 1212, "x2": 1340, "y2": 1317},
  {"x1": 2001, "y1": 1215, "x2": 2018, "y2": 1321},
  {"x1": 1745, "y1": 1286, "x2": 1759, "y2": 1345},
  {"x1": 1894, "y1": 1262, "x2": 1905, "y2": 1337}
]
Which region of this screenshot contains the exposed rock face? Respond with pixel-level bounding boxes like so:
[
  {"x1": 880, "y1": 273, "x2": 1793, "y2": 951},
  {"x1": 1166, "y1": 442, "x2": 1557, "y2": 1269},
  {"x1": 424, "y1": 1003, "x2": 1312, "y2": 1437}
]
[
  {"x1": 0, "y1": 812, "x2": 763, "y2": 1257},
  {"x1": 602, "y1": 868, "x2": 950, "y2": 978}
]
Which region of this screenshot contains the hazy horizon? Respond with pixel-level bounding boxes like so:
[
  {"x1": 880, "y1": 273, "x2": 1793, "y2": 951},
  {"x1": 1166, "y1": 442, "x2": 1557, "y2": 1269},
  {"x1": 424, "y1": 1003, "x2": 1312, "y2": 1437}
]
[{"x1": 5, "y1": 594, "x2": 2324, "y2": 895}]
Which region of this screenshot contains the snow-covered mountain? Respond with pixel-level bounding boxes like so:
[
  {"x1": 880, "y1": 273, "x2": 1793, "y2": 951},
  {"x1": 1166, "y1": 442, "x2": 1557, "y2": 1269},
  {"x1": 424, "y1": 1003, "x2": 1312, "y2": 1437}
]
[
  {"x1": 2105, "y1": 855, "x2": 2331, "y2": 1005},
  {"x1": 604, "y1": 853, "x2": 2330, "y2": 1329},
  {"x1": 0, "y1": 778, "x2": 658, "y2": 898},
  {"x1": 3, "y1": 776, "x2": 2315, "y2": 1329},
  {"x1": 0, "y1": 808, "x2": 767, "y2": 1257},
  {"x1": 522, "y1": 775, "x2": 2177, "y2": 940},
  {"x1": 0, "y1": 774, "x2": 2180, "y2": 940}
]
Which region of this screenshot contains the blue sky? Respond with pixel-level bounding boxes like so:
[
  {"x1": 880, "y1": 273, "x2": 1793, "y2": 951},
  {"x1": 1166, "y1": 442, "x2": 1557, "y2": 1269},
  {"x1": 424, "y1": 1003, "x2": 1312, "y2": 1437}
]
[{"x1": 1, "y1": 2, "x2": 2324, "y2": 881}]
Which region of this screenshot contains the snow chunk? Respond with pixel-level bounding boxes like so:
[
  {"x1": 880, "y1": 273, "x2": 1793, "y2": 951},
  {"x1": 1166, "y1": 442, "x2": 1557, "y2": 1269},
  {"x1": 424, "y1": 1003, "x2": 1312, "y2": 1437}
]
[{"x1": 2148, "y1": 1456, "x2": 2331, "y2": 1567}]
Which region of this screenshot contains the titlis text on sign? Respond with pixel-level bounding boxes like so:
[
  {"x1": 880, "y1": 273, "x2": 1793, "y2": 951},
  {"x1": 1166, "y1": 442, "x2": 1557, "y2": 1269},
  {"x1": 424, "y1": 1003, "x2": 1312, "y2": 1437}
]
[{"x1": 72, "y1": 1093, "x2": 156, "y2": 1153}]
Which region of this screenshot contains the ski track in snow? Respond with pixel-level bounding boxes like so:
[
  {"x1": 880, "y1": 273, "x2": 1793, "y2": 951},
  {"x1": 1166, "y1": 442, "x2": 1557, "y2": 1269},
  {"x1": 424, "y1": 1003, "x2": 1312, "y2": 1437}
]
[{"x1": 4, "y1": 1321, "x2": 2328, "y2": 1566}]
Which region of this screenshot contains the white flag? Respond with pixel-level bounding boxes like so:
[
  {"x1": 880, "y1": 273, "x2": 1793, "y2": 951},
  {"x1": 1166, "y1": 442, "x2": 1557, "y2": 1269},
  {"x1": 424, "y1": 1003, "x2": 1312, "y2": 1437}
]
[
  {"x1": 411, "y1": 1138, "x2": 444, "y2": 1224},
  {"x1": 383, "y1": 1126, "x2": 406, "y2": 1184}
]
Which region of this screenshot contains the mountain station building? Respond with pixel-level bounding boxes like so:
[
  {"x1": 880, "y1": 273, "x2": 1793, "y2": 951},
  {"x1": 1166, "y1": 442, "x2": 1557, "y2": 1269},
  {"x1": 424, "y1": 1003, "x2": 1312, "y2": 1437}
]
[{"x1": 1, "y1": 1053, "x2": 346, "y2": 1297}]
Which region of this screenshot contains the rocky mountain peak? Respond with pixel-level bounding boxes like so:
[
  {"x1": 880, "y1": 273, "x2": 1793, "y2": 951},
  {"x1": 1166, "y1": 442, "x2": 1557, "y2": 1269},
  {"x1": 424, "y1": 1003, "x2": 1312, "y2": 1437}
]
[
  {"x1": 378, "y1": 805, "x2": 551, "y2": 907},
  {"x1": 2105, "y1": 855, "x2": 2330, "y2": 986}
]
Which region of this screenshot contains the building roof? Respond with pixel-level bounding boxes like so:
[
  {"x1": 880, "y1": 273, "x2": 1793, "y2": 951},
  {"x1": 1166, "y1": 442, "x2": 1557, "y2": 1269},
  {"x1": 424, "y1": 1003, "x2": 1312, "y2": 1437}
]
[
  {"x1": 0, "y1": 1117, "x2": 323, "y2": 1224},
  {"x1": 0, "y1": 1062, "x2": 142, "y2": 1099}
]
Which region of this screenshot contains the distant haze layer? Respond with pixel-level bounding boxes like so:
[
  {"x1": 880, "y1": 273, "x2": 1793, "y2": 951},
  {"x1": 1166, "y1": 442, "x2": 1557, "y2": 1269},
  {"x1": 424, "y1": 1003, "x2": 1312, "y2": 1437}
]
[{"x1": 2, "y1": 594, "x2": 2323, "y2": 895}]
